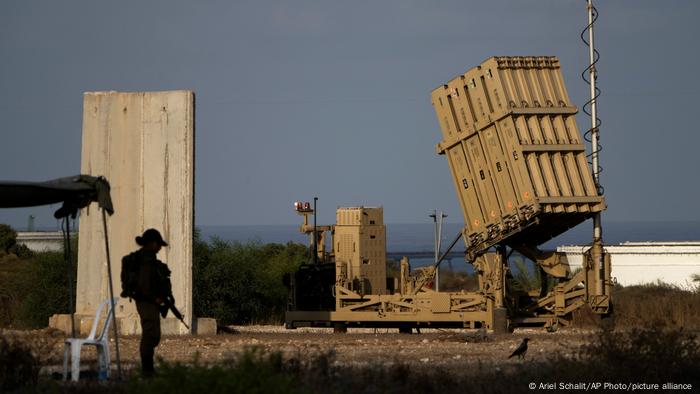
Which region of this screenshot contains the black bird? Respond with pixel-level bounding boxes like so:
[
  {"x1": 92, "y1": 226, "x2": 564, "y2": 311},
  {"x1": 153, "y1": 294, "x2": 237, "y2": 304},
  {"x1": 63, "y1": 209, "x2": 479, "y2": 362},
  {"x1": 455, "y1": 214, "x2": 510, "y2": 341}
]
[{"x1": 508, "y1": 338, "x2": 530, "y2": 359}]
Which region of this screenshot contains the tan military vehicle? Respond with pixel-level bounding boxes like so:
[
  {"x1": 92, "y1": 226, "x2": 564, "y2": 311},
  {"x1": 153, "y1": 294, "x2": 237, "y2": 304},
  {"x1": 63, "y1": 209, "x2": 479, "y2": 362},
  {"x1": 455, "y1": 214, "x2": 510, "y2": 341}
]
[{"x1": 285, "y1": 57, "x2": 611, "y2": 333}]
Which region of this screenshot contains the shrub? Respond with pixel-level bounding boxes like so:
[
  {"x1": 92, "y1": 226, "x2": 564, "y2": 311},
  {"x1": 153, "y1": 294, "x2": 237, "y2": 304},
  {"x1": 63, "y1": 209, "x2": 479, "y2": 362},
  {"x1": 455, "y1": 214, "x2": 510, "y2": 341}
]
[
  {"x1": 0, "y1": 334, "x2": 40, "y2": 391},
  {"x1": 0, "y1": 227, "x2": 77, "y2": 328},
  {"x1": 13, "y1": 251, "x2": 76, "y2": 328},
  {"x1": 0, "y1": 256, "x2": 31, "y2": 327},
  {"x1": 509, "y1": 256, "x2": 554, "y2": 295},
  {"x1": 1, "y1": 228, "x2": 303, "y2": 329},
  {"x1": 193, "y1": 230, "x2": 308, "y2": 325},
  {"x1": 0, "y1": 225, "x2": 74, "y2": 328},
  {"x1": 8, "y1": 244, "x2": 33, "y2": 260},
  {"x1": 609, "y1": 282, "x2": 700, "y2": 329},
  {"x1": 0, "y1": 224, "x2": 17, "y2": 254}
]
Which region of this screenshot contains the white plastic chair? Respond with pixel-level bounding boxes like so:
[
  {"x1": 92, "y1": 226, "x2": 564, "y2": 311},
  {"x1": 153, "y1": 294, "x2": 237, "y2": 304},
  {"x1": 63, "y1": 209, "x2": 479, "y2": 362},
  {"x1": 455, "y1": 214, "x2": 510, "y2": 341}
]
[{"x1": 62, "y1": 298, "x2": 118, "y2": 381}]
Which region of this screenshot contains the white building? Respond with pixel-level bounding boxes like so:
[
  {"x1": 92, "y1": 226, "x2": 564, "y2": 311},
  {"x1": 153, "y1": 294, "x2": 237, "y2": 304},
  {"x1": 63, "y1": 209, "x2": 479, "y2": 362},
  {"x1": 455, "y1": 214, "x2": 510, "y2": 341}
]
[
  {"x1": 558, "y1": 241, "x2": 700, "y2": 288},
  {"x1": 16, "y1": 231, "x2": 66, "y2": 252}
]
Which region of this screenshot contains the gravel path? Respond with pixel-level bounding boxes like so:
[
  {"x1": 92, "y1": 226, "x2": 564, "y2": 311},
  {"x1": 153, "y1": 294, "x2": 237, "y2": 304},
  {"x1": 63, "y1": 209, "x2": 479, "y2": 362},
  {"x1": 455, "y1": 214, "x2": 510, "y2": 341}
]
[{"x1": 3, "y1": 325, "x2": 596, "y2": 377}]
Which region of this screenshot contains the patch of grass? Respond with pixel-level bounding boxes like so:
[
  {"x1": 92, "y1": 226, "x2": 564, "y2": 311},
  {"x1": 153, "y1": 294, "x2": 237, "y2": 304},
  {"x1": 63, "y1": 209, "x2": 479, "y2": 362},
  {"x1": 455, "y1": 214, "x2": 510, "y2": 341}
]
[
  {"x1": 0, "y1": 334, "x2": 41, "y2": 392},
  {"x1": 575, "y1": 326, "x2": 700, "y2": 382},
  {"x1": 127, "y1": 348, "x2": 308, "y2": 394},
  {"x1": 611, "y1": 282, "x2": 700, "y2": 329},
  {"x1": 309, "y1": 328, "x2": 700, "y2": 393},
  {"x1": 572, "y1": 282, "x2": 700, "y2": 330}
]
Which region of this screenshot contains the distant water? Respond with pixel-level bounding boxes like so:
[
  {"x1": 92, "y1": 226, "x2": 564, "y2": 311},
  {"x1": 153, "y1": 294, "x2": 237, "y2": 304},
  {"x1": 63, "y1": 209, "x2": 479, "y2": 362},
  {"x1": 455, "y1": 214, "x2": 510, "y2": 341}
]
[
  {"x1": 28, "y1": 220, "x2": 700, "y2": 252},
  {"x1": 199, "y1": 221, "x2": 700, "y2": 272},
  {"x1": 199, "y1": 221, "x2": 700, "y2": 253},
  {"x1": 24, "y1": 220, "x2": 700, "y2": 272}
]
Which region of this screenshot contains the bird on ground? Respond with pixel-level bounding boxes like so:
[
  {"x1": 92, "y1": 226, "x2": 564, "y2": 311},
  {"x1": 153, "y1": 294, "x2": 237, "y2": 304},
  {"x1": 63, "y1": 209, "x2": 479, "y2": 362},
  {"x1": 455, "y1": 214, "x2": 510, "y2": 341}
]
[{"x1": 508, "y1": 338, "x2": 530, "y2": 359}]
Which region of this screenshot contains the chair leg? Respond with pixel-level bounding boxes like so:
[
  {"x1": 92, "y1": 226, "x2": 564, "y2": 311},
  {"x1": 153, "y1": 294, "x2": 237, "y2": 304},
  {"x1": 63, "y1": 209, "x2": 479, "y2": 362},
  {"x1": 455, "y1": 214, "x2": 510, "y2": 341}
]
[
  {"x1": 71, "y1": 344, "x2": 82, "y2": 382},
  {"x1": 103, "y1": 342, "x2": 111, "y2": 379},
  {"x1": 96, "y1": 345, "x2": 104, "y2": 378},
  {"x1": 96, "y1": 343, "x2": 111, "y2": 379},
  {"x1": 62, "y1": 343, "x2": 69, "y2": 381}
]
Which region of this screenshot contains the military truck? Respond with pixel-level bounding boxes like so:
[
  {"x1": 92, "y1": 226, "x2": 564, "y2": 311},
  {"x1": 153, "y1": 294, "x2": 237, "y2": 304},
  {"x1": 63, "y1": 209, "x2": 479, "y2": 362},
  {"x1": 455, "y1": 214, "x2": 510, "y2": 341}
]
[{"x1": 285, "y1": 56, "x2": 611, "y2": 333}]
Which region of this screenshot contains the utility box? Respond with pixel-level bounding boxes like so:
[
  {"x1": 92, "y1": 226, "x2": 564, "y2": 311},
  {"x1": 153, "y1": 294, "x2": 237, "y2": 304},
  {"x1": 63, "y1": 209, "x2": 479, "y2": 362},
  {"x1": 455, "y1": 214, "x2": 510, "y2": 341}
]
[
  {"x1": 431, "y1": 56, "x2": 604, "y2": 258},
  {"x1": 334, "y1": 207, "x2": 387, "y2": 295}
]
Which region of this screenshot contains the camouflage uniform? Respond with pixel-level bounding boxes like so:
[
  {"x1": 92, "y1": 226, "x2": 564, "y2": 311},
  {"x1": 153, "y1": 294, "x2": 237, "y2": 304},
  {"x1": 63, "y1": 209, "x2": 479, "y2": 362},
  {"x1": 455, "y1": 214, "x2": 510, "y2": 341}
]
[{"x1": 129, "y1": 249, "x2": 172, "y2": 375}]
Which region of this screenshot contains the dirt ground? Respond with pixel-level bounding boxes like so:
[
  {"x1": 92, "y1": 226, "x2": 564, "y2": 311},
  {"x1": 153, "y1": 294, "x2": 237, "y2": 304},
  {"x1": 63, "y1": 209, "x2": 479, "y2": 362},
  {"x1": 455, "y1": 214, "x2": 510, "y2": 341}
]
[{"x1": 4, "y1": 325, "x2": 596, "y2": 377}]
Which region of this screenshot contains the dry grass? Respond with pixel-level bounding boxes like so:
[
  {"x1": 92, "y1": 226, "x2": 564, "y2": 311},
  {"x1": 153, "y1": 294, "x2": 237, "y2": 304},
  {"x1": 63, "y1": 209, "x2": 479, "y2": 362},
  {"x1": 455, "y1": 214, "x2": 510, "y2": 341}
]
[
  {"x1": 612, "y1": 282, "x2": 700, "y2": 329},
  {"x1": 23, "y1": 327, "x2": 697, "y2": 393},
  {"x1": 0, "y1": 330, "x2": 61, "y2": 392},
  {"x1": 3, "y1": 323, "x2": 699, "y2": 393},
  {"x1": 573, "y1": 282, "x2": 700, "y2": 330},
  {"x1": 440, "y1": 271, "x2": 700, "y2": 331}
]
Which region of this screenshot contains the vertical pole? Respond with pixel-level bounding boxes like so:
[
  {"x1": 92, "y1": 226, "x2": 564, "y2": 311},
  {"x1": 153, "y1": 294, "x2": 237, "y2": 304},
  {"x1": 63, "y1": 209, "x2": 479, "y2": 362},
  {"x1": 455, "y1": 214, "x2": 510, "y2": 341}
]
[
  {"x1": 588, "y1": 0, "x2": 604, "y2": 296},
  {"x1": 494, "y1": 245, "x2": 505, "y2": 309},
  {"x1": 437, "y1": 211, "x2": 446, "y2": 292},
  {"x1": 430, "y1": 210, "x2": 438, "y2": 291},
  {"x1": 64, "y1": 217, "x2": 76, "y2": 338},
  {"x1": 313, "y1": 197, "x2": 318, "y2": 264},
  {"x1": 101, "y1": 210, "x2": 122, "y2": 380},
  {"x1": 492, "y1": 245, "x2": 508, "y2": 334},
  {"x1": 437, "y1": 211, "x2": 443, "y2": 292},
  {"x1": 430, "y1": 210, "x2": 447, "y2": 292}
]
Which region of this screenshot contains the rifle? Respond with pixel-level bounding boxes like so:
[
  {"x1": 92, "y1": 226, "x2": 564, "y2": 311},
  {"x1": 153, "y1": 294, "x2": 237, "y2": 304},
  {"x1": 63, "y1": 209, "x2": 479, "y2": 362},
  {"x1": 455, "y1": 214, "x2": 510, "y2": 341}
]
[{"x1": 158, "y1": 296, "x2": 190, "y2": 330}]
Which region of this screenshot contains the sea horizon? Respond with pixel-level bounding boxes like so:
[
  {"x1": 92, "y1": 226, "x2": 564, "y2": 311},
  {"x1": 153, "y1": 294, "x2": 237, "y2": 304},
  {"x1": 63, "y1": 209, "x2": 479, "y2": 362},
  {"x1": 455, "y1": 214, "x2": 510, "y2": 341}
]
[
  {"x1": 198, "y1": 220, "x2": 700, "y2": 253},
  {"x1": 18, "y1": 220, "x2": 700, "y2": 254}
]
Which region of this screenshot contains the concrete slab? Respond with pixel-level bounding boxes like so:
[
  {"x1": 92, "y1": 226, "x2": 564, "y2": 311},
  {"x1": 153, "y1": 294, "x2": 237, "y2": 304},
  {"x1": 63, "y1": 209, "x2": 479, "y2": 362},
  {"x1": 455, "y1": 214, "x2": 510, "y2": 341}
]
[
  {"x1": 72, "y1": 91, "x2": 195, "y2": 335},
  {"x1": 193, "y1": 318, "x2": 217, "y2": 335}
]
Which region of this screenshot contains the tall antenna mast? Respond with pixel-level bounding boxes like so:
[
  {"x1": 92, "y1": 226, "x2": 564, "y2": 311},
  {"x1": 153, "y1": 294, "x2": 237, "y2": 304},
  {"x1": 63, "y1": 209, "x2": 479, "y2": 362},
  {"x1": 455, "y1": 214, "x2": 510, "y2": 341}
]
[{"x1": 583, "y1": 0, "x2": 604, "y2": 295}]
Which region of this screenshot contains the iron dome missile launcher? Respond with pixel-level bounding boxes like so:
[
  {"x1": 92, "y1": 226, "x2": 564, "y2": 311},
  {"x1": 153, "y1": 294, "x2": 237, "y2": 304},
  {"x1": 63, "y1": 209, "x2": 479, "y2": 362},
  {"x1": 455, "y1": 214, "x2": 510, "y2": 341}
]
[{"x1": 285, "y1": 56, "x2": 612, "y2": 332}]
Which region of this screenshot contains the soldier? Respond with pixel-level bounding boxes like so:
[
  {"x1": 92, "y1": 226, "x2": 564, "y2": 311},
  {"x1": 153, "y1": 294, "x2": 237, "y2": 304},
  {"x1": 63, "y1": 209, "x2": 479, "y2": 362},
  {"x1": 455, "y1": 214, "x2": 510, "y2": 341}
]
[{"x1": 121, "y1": 228, "x2": 172, "y2": 377}]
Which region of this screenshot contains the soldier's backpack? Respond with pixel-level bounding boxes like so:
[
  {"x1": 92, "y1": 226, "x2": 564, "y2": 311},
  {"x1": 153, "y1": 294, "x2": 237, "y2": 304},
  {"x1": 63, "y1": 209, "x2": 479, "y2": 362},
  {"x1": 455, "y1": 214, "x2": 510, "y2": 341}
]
[{"x1": 120, "y1": 251, "x2": 140, "y2": 298}]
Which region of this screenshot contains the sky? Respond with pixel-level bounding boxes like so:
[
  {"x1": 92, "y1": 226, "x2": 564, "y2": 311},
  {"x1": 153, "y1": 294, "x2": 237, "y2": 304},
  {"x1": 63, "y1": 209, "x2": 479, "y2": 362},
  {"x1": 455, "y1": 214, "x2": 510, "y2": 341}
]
[{"x1": 1, "y1": 0, "x2": 699, "y2": 229}]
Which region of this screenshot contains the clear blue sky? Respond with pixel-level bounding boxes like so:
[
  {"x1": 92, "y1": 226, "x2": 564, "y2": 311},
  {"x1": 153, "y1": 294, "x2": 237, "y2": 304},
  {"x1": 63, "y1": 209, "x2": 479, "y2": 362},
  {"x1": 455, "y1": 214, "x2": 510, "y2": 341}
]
[{"x1": 1, "y1": 1, "x2": 699, "y2": 228}]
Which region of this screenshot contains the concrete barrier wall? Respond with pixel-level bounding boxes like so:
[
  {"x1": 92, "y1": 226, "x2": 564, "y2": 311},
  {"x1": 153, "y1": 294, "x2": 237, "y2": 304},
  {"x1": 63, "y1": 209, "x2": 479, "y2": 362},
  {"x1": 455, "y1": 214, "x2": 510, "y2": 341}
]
[{"x1": 76, "y1": 91, "x2": 194, "y2": 334}]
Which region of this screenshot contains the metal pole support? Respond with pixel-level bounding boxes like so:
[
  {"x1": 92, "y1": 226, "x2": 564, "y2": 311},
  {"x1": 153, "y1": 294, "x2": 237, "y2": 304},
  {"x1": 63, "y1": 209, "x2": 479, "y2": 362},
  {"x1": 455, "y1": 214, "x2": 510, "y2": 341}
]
[
  {"x1": 313, "y1": 197, "x2": 318, "y2": 264},
  {"x1": 101, "y1": 209, "x2": 122, "y2": 380},
  {"x1": 587, "y1": 0, "x2": 604, "y2": 297}
]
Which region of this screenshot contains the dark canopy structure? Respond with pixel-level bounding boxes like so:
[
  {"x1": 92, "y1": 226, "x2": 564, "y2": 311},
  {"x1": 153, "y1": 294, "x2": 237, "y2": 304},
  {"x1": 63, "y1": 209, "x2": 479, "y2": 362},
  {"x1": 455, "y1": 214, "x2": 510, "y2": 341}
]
[
  {"x1": 0, "y1": 175, "x2": 113, "y2": 217},
  {"x1": 0, "y1": 174, "x2": 121, "y2": 379}
]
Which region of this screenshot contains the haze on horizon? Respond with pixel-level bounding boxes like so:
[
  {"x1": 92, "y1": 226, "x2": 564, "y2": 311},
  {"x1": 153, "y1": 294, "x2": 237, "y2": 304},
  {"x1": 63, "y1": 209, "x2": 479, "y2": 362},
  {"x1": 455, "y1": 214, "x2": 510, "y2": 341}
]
[{"x1": 1, "y1": 1, "x2": 699, "y2": 229}]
